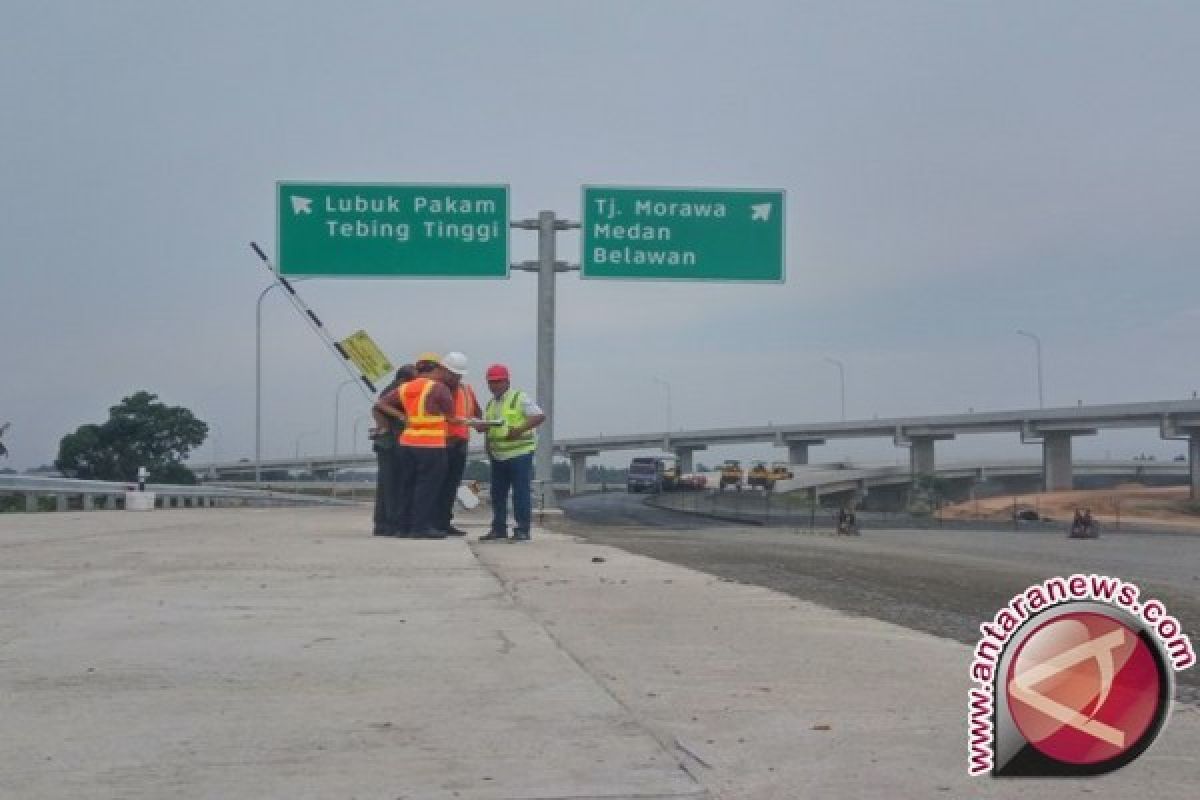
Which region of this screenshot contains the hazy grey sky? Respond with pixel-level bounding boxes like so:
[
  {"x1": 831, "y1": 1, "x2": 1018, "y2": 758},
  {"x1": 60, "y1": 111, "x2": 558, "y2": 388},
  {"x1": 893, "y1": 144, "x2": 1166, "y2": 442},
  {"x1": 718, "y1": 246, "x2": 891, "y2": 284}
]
[{"x1": 3, "y1": 1, "x2": 1198, "y2": 469}]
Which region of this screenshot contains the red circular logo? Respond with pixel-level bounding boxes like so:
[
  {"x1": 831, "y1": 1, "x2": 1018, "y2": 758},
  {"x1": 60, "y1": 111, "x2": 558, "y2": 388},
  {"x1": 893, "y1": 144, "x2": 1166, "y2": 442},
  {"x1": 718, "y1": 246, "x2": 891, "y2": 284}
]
[{"x1": 1006, "y1": 611, "x2": 1164, "y2": 766}]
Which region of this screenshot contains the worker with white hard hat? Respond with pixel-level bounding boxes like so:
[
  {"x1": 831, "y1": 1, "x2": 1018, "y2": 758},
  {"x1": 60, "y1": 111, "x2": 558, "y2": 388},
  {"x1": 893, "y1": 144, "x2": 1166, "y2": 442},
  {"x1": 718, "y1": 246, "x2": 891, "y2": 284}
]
[{"x1": 432, "y1": 351, "x2": 481, "y2": 536}]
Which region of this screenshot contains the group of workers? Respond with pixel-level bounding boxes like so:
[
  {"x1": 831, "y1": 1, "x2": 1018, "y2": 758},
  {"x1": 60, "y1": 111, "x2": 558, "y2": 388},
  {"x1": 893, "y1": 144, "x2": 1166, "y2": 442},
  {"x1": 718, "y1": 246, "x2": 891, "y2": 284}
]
[{"x1": 369, "y1": 351, "x2": 546, "y2": 541}]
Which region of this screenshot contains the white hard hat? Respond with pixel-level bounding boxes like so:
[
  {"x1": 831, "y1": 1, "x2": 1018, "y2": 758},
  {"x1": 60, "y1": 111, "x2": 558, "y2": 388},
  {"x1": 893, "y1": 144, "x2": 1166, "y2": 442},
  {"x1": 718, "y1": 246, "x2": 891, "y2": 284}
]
[{"x1": 442, "y1": 351, "x2": 468, "y2": 376}]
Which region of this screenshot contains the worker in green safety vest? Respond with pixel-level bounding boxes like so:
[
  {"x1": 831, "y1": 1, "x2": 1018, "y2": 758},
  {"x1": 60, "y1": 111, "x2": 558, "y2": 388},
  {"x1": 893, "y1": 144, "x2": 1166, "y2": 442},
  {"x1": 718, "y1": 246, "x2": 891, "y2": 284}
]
[{"x1": 476, "y1": 363, "x2": 545, "y2": 542}]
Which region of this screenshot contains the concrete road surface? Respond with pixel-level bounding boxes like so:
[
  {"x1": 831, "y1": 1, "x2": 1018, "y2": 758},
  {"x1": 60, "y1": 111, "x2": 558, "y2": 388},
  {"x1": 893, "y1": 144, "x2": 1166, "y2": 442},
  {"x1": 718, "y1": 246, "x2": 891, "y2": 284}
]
[
  {"x1": 1, "y1": 506, "x2": 1197, "y2": 798},
  {"x1": 559, "y1": 492, "x2": 1200, "y2": 702}
]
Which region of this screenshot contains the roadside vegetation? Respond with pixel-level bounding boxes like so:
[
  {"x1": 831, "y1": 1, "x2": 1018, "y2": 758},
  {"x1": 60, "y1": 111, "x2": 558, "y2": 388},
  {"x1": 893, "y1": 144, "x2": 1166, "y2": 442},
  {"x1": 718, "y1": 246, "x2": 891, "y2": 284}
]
[{"x1": 55, "y1": 391, "x2": 207, "y2": 484}]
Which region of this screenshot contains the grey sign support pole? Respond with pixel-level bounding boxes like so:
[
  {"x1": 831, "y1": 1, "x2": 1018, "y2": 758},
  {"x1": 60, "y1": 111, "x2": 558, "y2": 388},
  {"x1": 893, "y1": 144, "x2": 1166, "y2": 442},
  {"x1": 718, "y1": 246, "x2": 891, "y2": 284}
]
[
  {"x1": 512, "y1": 211, "x2": 579, "y2": 510},
  {"x1": 536, "y1": 211, "x2": 559, "y2": 508}
]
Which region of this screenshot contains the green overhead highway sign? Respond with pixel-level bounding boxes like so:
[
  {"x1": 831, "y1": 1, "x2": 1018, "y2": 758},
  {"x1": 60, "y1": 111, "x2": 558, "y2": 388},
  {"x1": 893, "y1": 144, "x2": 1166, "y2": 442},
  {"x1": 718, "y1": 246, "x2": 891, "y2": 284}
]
[
  {"x1": 277, "y1": 182, "x2": 509, "y2": 277},
  {"x1": 581, "y1": 186, "x2": 785, "y2": 282}
]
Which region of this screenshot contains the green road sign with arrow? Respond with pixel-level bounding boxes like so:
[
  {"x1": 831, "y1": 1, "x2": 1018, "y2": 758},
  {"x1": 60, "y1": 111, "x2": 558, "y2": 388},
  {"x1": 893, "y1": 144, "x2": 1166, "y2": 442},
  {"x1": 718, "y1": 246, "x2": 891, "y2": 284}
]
[{"x1": 581, "y1": 186, "x2": 785, "y2": 282}]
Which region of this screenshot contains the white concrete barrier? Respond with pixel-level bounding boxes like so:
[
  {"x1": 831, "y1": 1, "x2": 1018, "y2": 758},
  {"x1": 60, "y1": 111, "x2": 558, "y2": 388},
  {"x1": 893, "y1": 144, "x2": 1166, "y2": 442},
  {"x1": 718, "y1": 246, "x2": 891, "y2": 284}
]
[{"x1": 124, "y1": 491, "x2": 156, "y2": 511}]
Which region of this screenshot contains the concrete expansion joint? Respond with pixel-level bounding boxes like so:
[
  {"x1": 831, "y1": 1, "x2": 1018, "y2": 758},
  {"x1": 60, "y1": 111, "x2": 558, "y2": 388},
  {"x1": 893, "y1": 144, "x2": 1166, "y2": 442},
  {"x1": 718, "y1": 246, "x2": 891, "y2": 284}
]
[
  {"x1": 505, "y1": 792, "x2": 709, "y2": 800},
  {"x1": 469, "y1": 541, "x2": 708, "y2": 796}
]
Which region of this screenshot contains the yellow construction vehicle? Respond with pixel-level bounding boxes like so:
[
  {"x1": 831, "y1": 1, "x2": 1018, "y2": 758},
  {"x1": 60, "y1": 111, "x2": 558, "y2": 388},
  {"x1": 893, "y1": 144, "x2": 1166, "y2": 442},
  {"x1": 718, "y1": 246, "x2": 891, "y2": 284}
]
[
  {"x1": 661, "y1": 459, "x2": 680, "y2": 490},
  {"x1": 719, "y1": 460, "x2": 743, "y2": 489},
  {"x1": 769, "y1": 462, "x2": 794, "y2": 482},
  {"x1": 747, "y1": 462, "x2": 772, "y2": 489}
]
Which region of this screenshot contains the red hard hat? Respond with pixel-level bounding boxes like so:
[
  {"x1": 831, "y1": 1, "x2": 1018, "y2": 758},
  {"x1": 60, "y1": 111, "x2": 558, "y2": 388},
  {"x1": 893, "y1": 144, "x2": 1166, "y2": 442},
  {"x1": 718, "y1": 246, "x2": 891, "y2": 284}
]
[{"x1": 485, "y1": 363, "x2": 510, "y2": 381}]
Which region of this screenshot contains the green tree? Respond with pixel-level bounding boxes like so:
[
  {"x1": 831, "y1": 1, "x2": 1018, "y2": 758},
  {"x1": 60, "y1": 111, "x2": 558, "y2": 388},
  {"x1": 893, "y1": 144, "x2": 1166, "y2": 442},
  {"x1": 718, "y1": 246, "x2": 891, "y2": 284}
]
[{"x1": 55, "y1": 391, "x2": 208, "y2": 484}]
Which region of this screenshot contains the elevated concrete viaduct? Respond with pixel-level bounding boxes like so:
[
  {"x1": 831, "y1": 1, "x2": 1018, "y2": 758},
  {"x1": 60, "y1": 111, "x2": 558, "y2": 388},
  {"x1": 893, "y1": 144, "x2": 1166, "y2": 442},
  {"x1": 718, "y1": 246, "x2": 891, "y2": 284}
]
[
  {"x1": 196, "y1": 400, "x2": 1200, "y2": 498},
  {"x1": 550, "y1": 400, "x2": 1200, "y2": 496}
]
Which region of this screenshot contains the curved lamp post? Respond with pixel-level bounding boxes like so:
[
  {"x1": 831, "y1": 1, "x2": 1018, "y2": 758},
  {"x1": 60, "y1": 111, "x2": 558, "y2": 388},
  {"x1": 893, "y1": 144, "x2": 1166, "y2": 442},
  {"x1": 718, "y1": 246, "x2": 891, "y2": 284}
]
[
  {"x1": 351, "y1": 415, "x2": 370, "y2": 455},
  {"x1": 1016, "y1": 330, "x2": 1044, "y2": 408},
  {"x1": 255, "y1": 278, "x2": 309, "y2": 486}
]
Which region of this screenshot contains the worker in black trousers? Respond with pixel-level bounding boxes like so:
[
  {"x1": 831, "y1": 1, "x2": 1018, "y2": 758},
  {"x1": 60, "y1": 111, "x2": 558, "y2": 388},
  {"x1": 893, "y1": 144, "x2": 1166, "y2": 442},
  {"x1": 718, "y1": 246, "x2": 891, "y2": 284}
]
[
  {"x1": 433, "y1": 352, "x2": 480, "y2": 536},
  {"x1": 370, "y1": 364, "x2": 415, "y2": 536},
  {"x1": 375, "y1": 353, "x2": 460, "y2": 538}
]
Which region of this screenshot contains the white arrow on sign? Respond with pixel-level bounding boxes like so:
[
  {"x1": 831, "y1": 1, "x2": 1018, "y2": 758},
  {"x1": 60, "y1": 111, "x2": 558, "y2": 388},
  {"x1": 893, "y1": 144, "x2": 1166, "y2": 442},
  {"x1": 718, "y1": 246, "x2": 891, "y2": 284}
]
[
  {"x1": 750, "y1": 203, "x2": 772, "y2": 221},
  {"x1": 291, "y1": 196, "x2": 313, "y2": 215}
]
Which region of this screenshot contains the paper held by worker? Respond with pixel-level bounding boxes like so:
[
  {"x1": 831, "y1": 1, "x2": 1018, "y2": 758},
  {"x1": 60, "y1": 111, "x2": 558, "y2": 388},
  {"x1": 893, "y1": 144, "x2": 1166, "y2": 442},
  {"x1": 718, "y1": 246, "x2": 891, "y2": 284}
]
[{"x1": 465, "y1": 418, "x2": 504, "y2": 427}]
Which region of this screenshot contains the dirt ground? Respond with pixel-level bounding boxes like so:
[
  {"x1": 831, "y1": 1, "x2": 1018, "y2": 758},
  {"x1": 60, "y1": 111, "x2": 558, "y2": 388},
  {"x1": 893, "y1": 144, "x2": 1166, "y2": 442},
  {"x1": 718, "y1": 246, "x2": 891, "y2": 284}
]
[{"x1": 942, "y1": 484, "x2": 1200, "y2": 531}]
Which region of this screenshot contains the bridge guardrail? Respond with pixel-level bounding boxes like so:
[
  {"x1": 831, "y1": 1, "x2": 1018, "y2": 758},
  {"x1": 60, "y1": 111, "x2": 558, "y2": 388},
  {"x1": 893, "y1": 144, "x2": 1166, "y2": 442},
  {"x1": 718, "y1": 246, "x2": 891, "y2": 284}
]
[{"x1": 0, "y1": 475, "x2": 359, "y2": 513}]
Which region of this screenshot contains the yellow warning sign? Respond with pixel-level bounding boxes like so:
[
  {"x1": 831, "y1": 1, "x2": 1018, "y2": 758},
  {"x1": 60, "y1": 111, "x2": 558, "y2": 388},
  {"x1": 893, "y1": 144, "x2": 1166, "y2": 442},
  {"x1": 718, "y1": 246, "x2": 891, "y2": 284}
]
[{"x1": 340, "y1": 330, "x2": 393, "y2": 383}]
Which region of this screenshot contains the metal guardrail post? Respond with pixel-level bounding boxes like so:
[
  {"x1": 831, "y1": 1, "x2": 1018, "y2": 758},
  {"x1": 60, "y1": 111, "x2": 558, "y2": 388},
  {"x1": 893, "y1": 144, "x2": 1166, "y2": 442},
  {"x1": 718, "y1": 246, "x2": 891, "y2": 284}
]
[{"x1": 535, "y1": 479, "x2": 547, "y2": 516}]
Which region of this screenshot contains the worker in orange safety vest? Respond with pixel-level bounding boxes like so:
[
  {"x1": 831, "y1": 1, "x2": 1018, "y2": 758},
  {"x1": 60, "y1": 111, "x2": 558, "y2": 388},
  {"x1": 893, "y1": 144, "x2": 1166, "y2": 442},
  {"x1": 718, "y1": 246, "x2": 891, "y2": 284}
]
[{"x1": 373, "y1": 352, "x2": 463, "y2": 538}]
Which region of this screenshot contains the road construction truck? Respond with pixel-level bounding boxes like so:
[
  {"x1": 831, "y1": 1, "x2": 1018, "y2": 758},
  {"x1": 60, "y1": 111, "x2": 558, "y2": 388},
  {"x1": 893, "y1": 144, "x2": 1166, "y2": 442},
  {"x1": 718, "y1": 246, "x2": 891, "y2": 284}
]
[
  {"x1": 627, "y1": 457, "x2": 663, "y2": 492},
  {"x1": 626, "y1": 456, "x2": 680, "y2": 493},
  {"x1": 719, "y1": 460, "x2": 744, "y2": 489},
  {"x1": 747, "y1": 462, "x2": 773, "y2": 490}
]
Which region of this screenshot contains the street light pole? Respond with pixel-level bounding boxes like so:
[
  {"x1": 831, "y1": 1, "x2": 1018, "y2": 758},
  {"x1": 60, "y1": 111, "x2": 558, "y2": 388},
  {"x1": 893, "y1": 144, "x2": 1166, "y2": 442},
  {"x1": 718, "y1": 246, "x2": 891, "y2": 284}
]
[
  {"x1": 824, "y1": 358, "x2": 846, "y2": 421},
  {"x1": 1016, "y1": 330, "x2": 1044, "y2": 408},
  {"x1": 351, "y1": 415, "x2": 370, "y2": 455},
  {"x1": 255, "y1": 278, "x2": 308, "y2": 487},
  {"x1": 255, "y1": 285, "x2": 276, "y2": 487},
  {"x1": 209, "y1": 424, "x2": 221, "y2": 479},
  {"x1": 652, "y1": 377, "x2": 672, "y2": 434},
  {"x1": 332, "y1": 378, "x2": 357, "y2": 494}
]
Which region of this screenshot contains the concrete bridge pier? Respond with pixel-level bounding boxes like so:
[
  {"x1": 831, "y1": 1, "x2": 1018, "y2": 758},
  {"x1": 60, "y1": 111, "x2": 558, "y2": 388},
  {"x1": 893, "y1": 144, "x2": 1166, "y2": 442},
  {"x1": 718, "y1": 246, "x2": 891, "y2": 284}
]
[
  {"x1": 782, "y1": 438, "x2": 825, "y2": 465},
  {"x1": 906, "y1": 435, "x2": 954, "y2": 478},
  {"x1": 1041, "y1": 429, "x2": 1096, "y2": 491},
  {"x1": 673, "y1": 445, "x2": 706, "y2": 475},
  {"x1": 1157, "y1": 417, "x2": 1200, "y2": 499},
  {"x1": 567, "y1": 450, "x2": 598, "y2": 495},
  {"x1": 1191, "y1": 431, "x2": 1200, "y2": 499}
]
